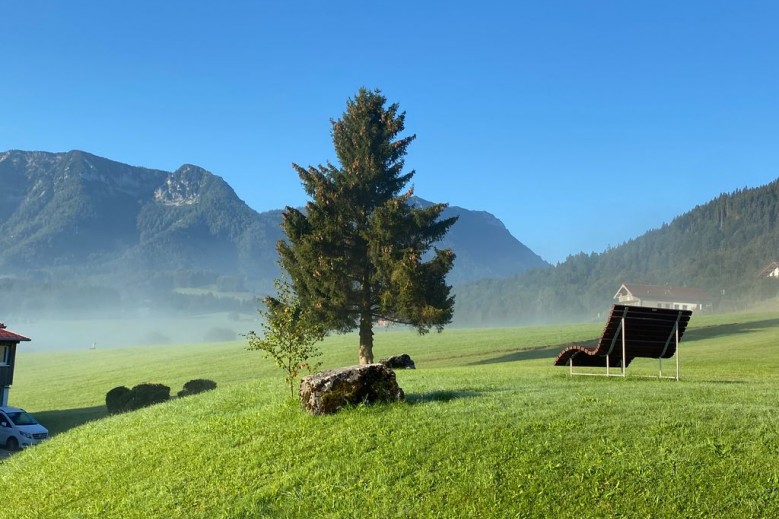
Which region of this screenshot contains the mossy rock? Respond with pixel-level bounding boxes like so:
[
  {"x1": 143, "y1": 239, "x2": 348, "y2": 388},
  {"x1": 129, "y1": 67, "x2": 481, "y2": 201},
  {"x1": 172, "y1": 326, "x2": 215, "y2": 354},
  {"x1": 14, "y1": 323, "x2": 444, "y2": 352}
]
[{"x1": 299, "y1": 364, "x2": 404, "y2": 415}]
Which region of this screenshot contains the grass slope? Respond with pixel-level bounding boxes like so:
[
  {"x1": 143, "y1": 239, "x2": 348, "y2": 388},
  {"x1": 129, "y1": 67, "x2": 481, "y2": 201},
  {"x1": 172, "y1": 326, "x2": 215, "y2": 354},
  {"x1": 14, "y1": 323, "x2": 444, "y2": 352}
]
[{"x1": 1, "y1": 313, "x2": 779, "y2": 517}]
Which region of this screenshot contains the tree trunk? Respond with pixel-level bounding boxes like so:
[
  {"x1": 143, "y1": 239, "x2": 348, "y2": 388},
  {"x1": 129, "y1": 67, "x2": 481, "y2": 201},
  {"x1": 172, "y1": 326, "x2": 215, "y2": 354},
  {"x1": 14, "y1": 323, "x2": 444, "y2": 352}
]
[{"x1": 358, "y1": 314, "x2": 374, "y2": 364}]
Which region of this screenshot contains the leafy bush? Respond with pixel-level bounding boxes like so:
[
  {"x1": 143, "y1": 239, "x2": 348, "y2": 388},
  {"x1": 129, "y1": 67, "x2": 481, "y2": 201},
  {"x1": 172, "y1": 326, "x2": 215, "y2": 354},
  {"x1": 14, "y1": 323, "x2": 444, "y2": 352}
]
[
  {"x1": 247, "y1": 279, "x2": 324, "y2": 398},
  {"x1": 105, "y1": 386, "x2": 132, "y2": 414},
  {"x1": 177, "y1": 379, "x2": 217, "y2": 398},
  {"x1": 125, "y1": 383, "x2": 170, "y2": 410},
  {"x1": 105, "y1": 383, "x2": 170, "y2": 413}
]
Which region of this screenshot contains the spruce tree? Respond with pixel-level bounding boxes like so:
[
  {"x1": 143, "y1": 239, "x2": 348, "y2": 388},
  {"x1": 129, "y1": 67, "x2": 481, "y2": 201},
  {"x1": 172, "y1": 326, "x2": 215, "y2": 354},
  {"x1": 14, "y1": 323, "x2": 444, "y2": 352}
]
[{"x1": 279, "y1": 88, "x2": 457, "y2": 364}]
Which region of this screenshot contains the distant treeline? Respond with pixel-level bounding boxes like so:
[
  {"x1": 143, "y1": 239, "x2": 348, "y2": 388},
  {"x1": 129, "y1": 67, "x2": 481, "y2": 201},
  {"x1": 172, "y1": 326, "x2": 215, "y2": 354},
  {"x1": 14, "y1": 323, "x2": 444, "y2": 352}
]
[{"x1": 0, "y1": 274, "x2": 259, "y2": 320}]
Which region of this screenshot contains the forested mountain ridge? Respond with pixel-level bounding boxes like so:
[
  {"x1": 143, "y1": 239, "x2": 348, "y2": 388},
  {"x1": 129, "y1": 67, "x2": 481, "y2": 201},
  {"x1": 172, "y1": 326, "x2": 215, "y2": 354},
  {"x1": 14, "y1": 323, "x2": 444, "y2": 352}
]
[
  {"x1": 454, "y1": 178, "x2": 779, "y2": 325},
  {"x1": 8, "y1": 149, "x2": 773, "y2": 329},
  {"x1": 0, "y1": 149, "x2": 281, "y2": 280},
  {"x1": 0, "y1": 150, "x2": 167, "y2": 266},
  {"x1": 0, "y1": 150, "x2": 545, "y2": 318}
]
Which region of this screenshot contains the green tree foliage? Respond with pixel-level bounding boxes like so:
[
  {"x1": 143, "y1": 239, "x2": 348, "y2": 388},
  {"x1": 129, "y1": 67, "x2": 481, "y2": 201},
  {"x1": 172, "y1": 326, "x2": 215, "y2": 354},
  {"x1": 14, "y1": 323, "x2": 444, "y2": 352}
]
[
  {"x1": 278, "y1": 88, "x2": 457, "y2": 364},
  {"x1": 246, "y1": 279, "x2": 324, "y2": 397}
]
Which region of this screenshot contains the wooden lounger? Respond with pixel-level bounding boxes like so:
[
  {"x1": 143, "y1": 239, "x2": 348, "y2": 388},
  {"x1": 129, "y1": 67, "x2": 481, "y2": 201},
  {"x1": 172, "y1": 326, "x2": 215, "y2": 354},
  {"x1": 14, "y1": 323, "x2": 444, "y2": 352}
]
[{"x1": 553, "y1": 304, "x2": 693, "y2": 379}]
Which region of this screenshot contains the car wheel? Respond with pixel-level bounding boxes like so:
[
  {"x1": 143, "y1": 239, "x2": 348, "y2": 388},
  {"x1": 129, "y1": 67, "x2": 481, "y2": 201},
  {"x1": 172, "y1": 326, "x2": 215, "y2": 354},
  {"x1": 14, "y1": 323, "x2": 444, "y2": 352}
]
[{"x1": 6, "y1": 437, "x2": 19, "y2": 451}]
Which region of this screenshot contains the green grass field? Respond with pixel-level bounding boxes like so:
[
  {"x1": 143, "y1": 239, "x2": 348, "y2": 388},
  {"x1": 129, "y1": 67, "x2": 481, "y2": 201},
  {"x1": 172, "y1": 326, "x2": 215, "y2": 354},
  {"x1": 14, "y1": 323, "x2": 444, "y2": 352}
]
[{"x1": 1, "y1": 311, "x2": 778, "y2": 518}]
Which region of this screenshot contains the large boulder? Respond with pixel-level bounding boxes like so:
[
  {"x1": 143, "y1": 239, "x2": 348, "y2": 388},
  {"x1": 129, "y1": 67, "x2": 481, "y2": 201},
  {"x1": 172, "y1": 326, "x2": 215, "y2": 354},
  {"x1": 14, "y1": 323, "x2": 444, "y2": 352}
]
[
  {"x1": 299, "y1": 364, "x2": 405, "y2": 415},
  {"x1": 380, "y1": 353, "x2": 416, "y2": 369}
]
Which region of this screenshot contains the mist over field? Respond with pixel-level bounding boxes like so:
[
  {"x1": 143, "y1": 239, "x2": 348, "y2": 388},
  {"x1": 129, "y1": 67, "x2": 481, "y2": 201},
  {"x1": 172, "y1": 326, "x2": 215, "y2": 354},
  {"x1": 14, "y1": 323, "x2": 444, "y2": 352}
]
[{"x1": 12, "y1": 311, "x2": 253, "y2": 353}]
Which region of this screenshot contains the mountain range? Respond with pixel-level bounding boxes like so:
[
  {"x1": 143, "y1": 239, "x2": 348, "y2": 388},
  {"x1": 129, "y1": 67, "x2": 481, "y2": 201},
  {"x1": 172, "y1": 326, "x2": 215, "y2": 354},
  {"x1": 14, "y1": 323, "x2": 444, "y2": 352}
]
[
  {"x1": 3, "y1": 149, "x2": 777, "y2": 332},
  {"x1": 0, "y1": 149, "x2": 547, "y2": 320}
]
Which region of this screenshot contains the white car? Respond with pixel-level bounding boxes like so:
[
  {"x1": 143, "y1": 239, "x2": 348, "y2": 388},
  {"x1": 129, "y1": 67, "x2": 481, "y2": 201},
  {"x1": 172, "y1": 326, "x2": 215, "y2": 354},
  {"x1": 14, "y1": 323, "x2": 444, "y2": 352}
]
[{"x1": 0, "y1": 406, "x2": 49, "y2": 450}]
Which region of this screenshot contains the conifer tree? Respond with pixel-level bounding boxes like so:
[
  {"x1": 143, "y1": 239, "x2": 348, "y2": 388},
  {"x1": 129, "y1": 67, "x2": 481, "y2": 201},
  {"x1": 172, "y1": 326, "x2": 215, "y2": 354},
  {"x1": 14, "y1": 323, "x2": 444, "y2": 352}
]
[{"x1": 279, "y1": 88, "x2": 457, "y2": 364}]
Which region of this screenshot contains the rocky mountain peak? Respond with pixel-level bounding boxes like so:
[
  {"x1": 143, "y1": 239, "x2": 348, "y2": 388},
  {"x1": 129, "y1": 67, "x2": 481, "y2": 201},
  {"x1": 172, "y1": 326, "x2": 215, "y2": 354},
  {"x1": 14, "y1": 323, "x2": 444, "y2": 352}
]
[{"x1": 153, "y1": 164, "x2": 213, "y2": 206}]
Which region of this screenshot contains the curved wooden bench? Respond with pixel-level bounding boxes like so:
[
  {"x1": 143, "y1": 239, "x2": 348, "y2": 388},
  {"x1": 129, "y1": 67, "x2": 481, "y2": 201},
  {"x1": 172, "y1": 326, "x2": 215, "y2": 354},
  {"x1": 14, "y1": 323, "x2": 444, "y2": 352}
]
[{"x1": 553, "y1": 304, "x2": 693, "y2": 378}]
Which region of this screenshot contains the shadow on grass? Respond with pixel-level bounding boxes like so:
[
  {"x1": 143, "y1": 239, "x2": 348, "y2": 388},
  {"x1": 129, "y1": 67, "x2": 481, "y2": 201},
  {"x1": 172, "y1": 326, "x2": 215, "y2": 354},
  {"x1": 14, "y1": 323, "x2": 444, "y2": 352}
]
[
  {"x1": 469, "y1": 317, "x2": 779, "y2": 367},
  {"x1": 33, "y1": 406, "x2": 108, "y2": 437},
  {"x1": 683, "y1": 318, "x2": 779, "y2": 343},
  {"x1": 467, "y1": 341, "x2": 598, "y2": 366},
  {"x1": 405, "y1": 389, "x2": 482, "y2": 405},
  {"x1": 693, "y1": 379, "x2": 748, "y2": 385}
]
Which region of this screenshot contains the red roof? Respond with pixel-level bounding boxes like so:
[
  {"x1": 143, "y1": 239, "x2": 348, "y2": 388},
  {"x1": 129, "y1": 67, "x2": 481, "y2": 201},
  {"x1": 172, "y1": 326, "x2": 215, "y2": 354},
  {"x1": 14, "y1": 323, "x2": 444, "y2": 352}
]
[{"x1": 0, "y1": 324, "x2": 30, "y2": 343}]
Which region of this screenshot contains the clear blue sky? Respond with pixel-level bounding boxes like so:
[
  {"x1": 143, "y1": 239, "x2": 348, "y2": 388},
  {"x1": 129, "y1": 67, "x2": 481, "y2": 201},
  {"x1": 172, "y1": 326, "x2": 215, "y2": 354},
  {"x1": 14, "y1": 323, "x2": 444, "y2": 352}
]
[{"x1": 2, "y1": 1, "x2": 778, "y2": 264}]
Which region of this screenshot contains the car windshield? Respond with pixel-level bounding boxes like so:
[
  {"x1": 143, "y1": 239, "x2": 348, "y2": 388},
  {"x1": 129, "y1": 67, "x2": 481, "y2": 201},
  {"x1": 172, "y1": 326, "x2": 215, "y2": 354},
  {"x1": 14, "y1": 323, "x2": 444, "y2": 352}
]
[{"x1": 6, "y1": 411, "x2": 38, "y2": 426}]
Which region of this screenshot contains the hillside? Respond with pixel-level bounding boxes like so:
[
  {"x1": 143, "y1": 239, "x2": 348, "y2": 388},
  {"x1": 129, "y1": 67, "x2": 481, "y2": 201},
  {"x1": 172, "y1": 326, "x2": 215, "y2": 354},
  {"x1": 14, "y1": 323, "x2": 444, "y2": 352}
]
[
  {"x1": 0, "y1": 150, "x2": 547, "y2": 320},
  {"x1": 1, "y1": 313, "x2": 778, "y2": 517},
  {"x1": 454, "y1": 178, "x2": 779, "y2": 325}
]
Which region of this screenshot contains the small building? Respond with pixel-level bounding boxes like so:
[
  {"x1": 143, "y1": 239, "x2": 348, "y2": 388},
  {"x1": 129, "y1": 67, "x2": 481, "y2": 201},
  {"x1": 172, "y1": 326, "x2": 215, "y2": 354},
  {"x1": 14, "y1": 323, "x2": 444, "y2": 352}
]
[
  {"x1": 758, "y1": 262, "x2": 779, "y2": 279},
  {"x1": 0, "y1": 323, "x2": 30, "y2": 407},
  {"x1": 614, "y1": 283, "x2": 708, "y2": 312}
]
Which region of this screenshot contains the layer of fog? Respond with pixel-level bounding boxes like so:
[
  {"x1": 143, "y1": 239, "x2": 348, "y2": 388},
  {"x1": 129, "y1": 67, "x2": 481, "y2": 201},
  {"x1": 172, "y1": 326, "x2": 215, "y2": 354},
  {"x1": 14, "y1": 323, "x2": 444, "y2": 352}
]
[{"x1": 9, "y1": 311, "x2": 256, "y2": 353}]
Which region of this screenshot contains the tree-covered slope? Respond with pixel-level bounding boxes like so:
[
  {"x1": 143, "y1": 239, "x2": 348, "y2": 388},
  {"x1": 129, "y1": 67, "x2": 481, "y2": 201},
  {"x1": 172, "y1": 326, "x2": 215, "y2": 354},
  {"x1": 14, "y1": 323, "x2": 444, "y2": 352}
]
[
  {"x1": 0, "y1": 150, "x2": 284, "y2": 316},
  {"x1": 454, "y1": 178, "x2": 779, "y2": 325},
  {"x1": 0, "y1": 150, "x2": 168, "y2": 267}
]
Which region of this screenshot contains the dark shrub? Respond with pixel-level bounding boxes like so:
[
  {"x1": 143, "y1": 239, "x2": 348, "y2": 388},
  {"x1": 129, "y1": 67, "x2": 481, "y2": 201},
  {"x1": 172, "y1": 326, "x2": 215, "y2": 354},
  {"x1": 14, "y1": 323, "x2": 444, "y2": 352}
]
[
  {"x1": 105, "y1": 386, "x2": 132, "y2": 414},
  {"x1": 124, "y1": 383, "x2": 171, "y2": 411},
  {"x1": 177, "y1": 378, "x2": 217, "y2": 398}
]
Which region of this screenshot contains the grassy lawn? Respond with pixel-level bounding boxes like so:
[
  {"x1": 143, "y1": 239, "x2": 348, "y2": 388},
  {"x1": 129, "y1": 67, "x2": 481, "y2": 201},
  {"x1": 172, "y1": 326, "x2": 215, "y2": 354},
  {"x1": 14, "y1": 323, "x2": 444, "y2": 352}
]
[{"x1": 1, "y1": 311, "x2": 778, "y2": 517}]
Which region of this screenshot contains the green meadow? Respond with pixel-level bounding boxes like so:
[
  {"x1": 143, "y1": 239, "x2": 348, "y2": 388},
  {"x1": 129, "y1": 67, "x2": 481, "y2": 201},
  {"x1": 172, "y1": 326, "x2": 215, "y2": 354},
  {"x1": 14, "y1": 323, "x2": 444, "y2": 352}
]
[{"x1": 1, "y1": 310, "x2": 778, "y2": 518}]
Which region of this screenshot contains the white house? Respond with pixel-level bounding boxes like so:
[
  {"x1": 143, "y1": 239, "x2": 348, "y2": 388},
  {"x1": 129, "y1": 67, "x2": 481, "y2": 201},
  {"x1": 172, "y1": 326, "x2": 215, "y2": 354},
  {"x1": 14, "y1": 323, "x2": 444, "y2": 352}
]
[{"x1": 614, "y1": 283, "x2": 709, "y2": 312}]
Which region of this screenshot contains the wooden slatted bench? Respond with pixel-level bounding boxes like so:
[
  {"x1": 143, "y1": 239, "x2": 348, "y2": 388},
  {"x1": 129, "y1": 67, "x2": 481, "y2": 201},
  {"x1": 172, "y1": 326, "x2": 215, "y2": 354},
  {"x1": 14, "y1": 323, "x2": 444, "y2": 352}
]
[{"x1": 553, "y1": 304, "x2": 693, "y2": 379}]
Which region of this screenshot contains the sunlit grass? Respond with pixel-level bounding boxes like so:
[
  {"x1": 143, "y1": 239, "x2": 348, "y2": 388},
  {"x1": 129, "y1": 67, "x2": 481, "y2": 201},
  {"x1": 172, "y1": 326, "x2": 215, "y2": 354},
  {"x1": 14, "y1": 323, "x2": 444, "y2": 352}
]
[{"x1": 2, "y1": 311, "x2": 779, "y2": 517}]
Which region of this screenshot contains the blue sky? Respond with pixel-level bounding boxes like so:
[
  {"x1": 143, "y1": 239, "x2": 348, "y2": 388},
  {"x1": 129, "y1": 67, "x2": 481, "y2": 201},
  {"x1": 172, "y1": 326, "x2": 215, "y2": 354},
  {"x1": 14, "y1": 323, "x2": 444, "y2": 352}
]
[{"x1": 2, "y1": 1, "x2": 778, "y2": 264}]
